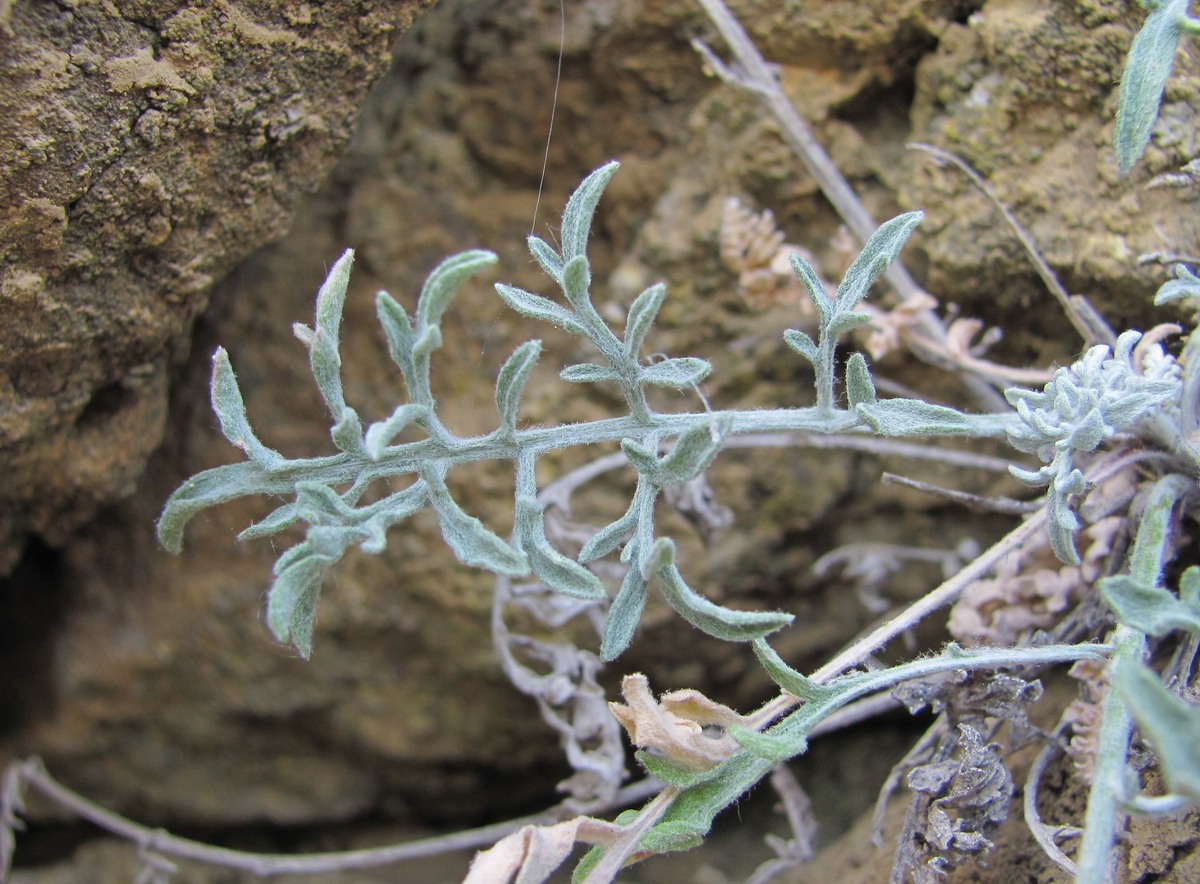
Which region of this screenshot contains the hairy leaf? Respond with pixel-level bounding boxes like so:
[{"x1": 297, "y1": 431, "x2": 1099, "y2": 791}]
[
  {"x1": 561, "y1": 362, "x2": 621, "y2": 384},
  {"x1": 856, "y1": 398, "x2": 980, "y2": 437},
  {"x1": 624, "y1": 283, "x2": 667, "y2": 360},
  {"x1": 237, "y1": 502, "x2": 300, "y2": 542},
  {"x1": 658, "y1": 564, "x2": 793, "y2": 642},
  {"x1": 835, "y1": 211, "x2": 923, "y2": 310},
  {"x1": 621, "y1": 437, "x2": 662, "y2": 480},
  {"x1": 728, "y1": 724, "x2": 805, "y2": 762},
  {"x1": 600, "y1": 567, "x2": 648, "y2": 661},
  {"x1": 1100, "y1": 568, "x2": 1200, "y2": 636},
  {"x1": 790, "y1": 253, "x2": 830, "y2": 324},
  {"x1": 425, "y1": 470, "x2": 529, "y2": 576},
  {"x1": 515, "y1": 497, "x2": 606, "y2": 600},
  {"x1": 636, "y1": 750, "x2": 724, "y2": 789},
  {"x1": 267, "y1": 550, "x2": 333, "y2": 659},
  {"x1": 209, "y1": 348, "x2": 285, "y2": 471},
  {"x1": 158, "y1": 461, "x2": 282, "y2": 553},
  {"x1": 561, "y1": 254, "x2": 592, "y2": 314},
  {"x1": 527, "y1": 234, "x2": 565, "y2": 285},
  {"x1": 330, "y1": 406, "x2": 366, "y2": 456},
  {"x1": 1155, "y1": 264, "x2": 1200, "y2": 305},
  {"x1": 639, "y1": 821, "x2": 707, "y2": 854},
  {"x1": 657, "y1": 417, "x2": 731, "y2": 486},
  {"x1": 495, "y1": 283, "x2": 585, "y2": 335},
  {"x1": 1116, "y1": 0, "x2": 1190, "y2": 175},
  {"x1": 364, "y1": 404, "x2": 429, "y2": 460},
  {"x1": 561, "y1": 160, "x2": 619, "y2": 261},
  {"x1": 845, "y1": 352, "x2": 877, "y2": 408},
  {"x1": 494, "y1": 341, "x2": 542, "y2": 431},
  {"x1": 640, "y1": 357, "x2": 712, "y2": 389},
  {"x1": 751, "y1": 639, "x2": 838, "y2": 702},
  {"x1": 1117, "y1": 660, "x2": 1200, "y2": 804},
  {"x1": 304, "y1": 249, "x2": 355, "y2": 420},
  {"x1": 783, "y1": 328, "x2": 819, "y2": 365},
  {"x1": 417, "y1": 250, "x2": 498, "y2": 330},
  {"x1": 580, "y1": 500, "x2": 639, "y2": 562}
]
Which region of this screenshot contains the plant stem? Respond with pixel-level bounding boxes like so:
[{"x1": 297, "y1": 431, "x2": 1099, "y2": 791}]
[{"x1": 1075, "y1": 473, "x2": 1192, "y2": 883}]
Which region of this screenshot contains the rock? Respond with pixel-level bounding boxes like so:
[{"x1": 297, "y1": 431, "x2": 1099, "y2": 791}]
[
  {"x1": 0, "y1": 0, "x2": 437, "y2": 573},
  {"x1": 4, "y1": 0, "x2": 1191, "y2": 876}
]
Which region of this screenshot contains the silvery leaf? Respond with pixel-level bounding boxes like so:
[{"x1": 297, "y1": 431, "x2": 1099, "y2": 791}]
[
  {"x1": 209, "y1": 347, "x2": 285, "y2": 471},
  {"x1": 561, "y1": 160, "x2": 619, "y2": 261}
]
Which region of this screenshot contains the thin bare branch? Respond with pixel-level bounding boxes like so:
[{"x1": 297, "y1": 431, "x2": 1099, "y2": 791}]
[
  {"x1": 880, "y1": 472, "x2": 1043, "y2": 515},
  {"x1": 693, "y1": 0, "x2": 1012, "y2": 409},
  {"x1": 908, "y1": 142, "x2": 1114, "y2": 348}
]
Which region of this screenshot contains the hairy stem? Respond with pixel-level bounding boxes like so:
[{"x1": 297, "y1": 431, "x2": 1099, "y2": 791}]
[{"x1": 1075, "y1": 473, "x2": 1192, "y2": 883}]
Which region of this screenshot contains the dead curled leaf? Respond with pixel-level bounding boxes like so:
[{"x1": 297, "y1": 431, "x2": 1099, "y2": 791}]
[
  {"x1": 719, "y1": 197, "x2": 821, "y2": 310},
  {"x1": 609, "y1": 673, "x2": 749, "y2": 772},
  {"x1": 464, "y1": 816, "x2": 620, "y2": 884}
]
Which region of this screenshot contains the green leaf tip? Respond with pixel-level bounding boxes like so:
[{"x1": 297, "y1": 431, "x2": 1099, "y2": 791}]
[
  {"x1": 494, "y1": 340, "x2": 542, "y2": 431},
  {"x1": 416, "y1": 250, "x2": 498, "y2": 331},
  {"x1": 515, "y1": 497, "x2": 606, "y2": 600},
  {"x1": 1115, "y1": 0, "x2": 1191, "y2": 175},
  {"x1": 561, "y1": 161, "x2": 620, "y2": 261},
  {"x1": 1117, "y1": 660, "x2": 1200, "y2": 804},
  {"x1": 1100, "y1": 567, "x2": 1200, "y2": 637},
  {"x1": 835, "y1": 211, "x2": 923, "y2": 311}
]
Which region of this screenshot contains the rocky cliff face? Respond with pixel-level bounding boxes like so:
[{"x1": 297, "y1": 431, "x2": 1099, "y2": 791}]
[
  {"x1": 4, "y1": 0, "x2": 1197, "y2": 878},
  {"x1": 0, "y1": 0, "x2": 436, "y2": 574}
]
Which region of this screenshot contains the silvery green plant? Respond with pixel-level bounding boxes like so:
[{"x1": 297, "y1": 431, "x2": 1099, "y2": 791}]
[
  {"x1": 149, "y1": 162, "x2": 1199, "y2": 883},
  {"x1": 157, "y1": 161, "x2": 1016, "y2": 662},
  {"x1": 1005, "y1": 330, "x2": 1181, "y2": 564},
  {"x1": 1115, "y1": 0, "x2": 1200, "y2": 174}
]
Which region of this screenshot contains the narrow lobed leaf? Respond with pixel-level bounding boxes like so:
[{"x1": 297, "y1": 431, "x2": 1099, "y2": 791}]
[
  {"x1": 579, "y1": 499, "x2": 639, "y2": 562},
  {"x1": 635, "y1": 750, "x2": 724, "y2": 789},
  {"x1": 237, "y1": 502, "x2": 300, "y2": 542},
  {"x1": 783, "y1": 328, "x2": 819, "y2": 365},
  {"x1": 834, "y1": 211, "x2": 924, "y2": 310},
  {"x1": 515, "y1": 497, "x2": 606, "y2": 600},
  {"x1": 1115, "y1": 0, "x2": 1189, "y2": 175},
  {"x1": 425, "y1": 469, "x2": 529, "y2": 576},
  {"x1": 640, "y1": 536, "x2": 675, "y2": 579},
  {"x1": 657, "y1": 564, "x2": 793, "y2": 642},
  {"x1": 640, "y1": 357, "x2": 712, "y2": 389},
  {"x1": 623, "y1": 283, "x2": 667, "y2": 360},
  {"x1": 527, "y1": 234, "x2": 565, "y2": 284},
  {"x1": 209, "y1": 348, "x2": 285, "y2": 471},
  {"x1": 561, "y1": 254, "x2": 593, "y2": 314},
  {"x1": 364, "y1": 403, "x2": 429, "y2": 460},
  {"x1": 494, "y1": 340, "x2": 542, "y2": 431},
  {"x1": 560, "y1": 362, "x2": 620, "y2": 384},
  {"x1": 1099, "y1": 573, "x2": 1200, "y2": 636},
  {"x1": 600, "y1": 567, "x2": 648, "y2": 661},
  {"x1": 789, "y1": 253, "x2": 830, "y2": 324},
  {"x1": 266, "y1": 550, "x2": 332, "y2": 659},
  {"x1": 657, "y1": 416, "x2": 732, "y2": 486},
  {"x1": 826, "y1": 310, "x2": 873, "y2": 339},
  {"x1": 621, "y1": 437, "x2": 662, "y2": 481},
  {"x1": 855, "y1": 398, "x2": 982, "y2": 437},
  {"x1": 158, "y1": 461, "x2": 279, "y2": 553},
  {"x1": 1155, "y1": 264, "x2": 1200, "y2": 305},
  {"x1": 751, "y1": 638, "x2": 838, "y2": 702},
  {"x1": 1117, "y1": 661, "x2": 1200, "y2": 804},
  {"x1": 308, "y1": 250, "x2": 356, "y2": 419},
  {"x1": 845, "y1": 352, "x2": 878, "y2": 408},
  {"x1": 416, "y1": 250, "x2": 498, "y2": 330},
  {"x1": 560, "y1": 161, "x2": 620, "y2": 261},
  {"x1": 330, "y1": 406, "x2": 366, "y2": 456},
  {"x1": 376, "y1": 291, "x2": 415, "y2": 379},
  {"x1": 728, "y1": 724, "x2": 805, "y2": 763},
  {"x1": 495, "y1": 282, "x2": 586, "y2": 335}
]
